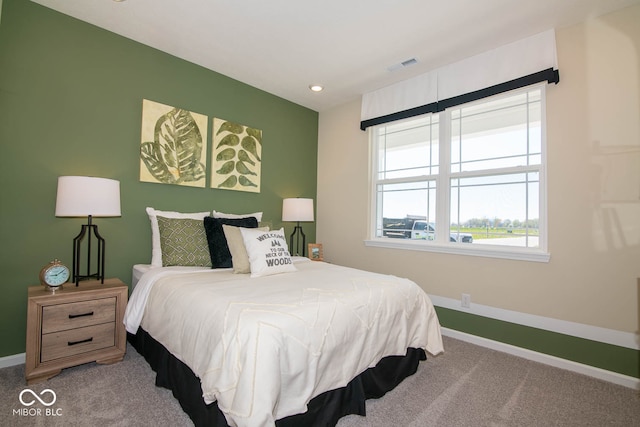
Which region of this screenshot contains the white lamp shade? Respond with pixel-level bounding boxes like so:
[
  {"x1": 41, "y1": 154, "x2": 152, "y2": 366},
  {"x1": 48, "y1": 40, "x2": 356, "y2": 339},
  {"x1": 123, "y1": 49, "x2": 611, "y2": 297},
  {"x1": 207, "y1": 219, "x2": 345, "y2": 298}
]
[
  {"x1": 55, "y1": 176, "x2": 121, "y2": 217},
  {"x1": 282, "y1": 198, "x2": 314, "y2": 222}
]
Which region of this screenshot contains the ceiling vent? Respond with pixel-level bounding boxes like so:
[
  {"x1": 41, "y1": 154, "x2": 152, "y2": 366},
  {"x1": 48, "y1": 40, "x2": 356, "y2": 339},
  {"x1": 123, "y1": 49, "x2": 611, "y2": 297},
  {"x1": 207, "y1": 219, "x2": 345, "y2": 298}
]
[{"x1": 388, "y1": 57, "x2": 418, "y2": 72}]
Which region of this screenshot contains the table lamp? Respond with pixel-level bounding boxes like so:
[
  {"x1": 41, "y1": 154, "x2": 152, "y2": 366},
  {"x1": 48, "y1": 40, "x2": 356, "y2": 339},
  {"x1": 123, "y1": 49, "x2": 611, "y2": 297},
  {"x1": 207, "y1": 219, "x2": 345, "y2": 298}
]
[
  {"x1": 282, "y1": 198, "x2": 314, "y2": 257},
  {"x1": 55, "y1": 176, "x2": 121, "y2": 286}
]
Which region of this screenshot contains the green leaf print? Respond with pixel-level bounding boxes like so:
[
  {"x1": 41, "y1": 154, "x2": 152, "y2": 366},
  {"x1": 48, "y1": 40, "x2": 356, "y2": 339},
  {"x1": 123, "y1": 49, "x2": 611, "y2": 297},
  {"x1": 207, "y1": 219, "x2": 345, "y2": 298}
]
[{"x1": 142, "y1": 107, "x2": 205, "y2": 184}]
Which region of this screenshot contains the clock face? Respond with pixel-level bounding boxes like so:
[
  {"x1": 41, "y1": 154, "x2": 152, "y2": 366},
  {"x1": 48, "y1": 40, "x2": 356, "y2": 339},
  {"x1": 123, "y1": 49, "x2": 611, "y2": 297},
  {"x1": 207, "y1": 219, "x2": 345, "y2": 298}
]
[{"x1": 44, "y1": 265, "x2": 69, "y2": 287}]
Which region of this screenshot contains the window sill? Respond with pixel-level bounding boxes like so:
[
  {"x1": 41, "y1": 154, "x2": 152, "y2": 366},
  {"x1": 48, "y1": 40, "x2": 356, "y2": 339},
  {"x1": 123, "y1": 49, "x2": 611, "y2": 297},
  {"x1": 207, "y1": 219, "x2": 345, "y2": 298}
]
[{"x1": 364, "y1": 238, "x2": 550, "y2": 263}]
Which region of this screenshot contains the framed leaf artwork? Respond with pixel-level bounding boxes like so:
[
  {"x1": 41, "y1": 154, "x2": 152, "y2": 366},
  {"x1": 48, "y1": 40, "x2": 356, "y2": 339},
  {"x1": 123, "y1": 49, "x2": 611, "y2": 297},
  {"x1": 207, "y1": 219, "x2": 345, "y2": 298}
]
[
  {"x1": 139, "y1": 99, "x2": 208, "y2": 188},
  {"x1": 211, "y1": 118, "x2": 262, "y2": 193}
]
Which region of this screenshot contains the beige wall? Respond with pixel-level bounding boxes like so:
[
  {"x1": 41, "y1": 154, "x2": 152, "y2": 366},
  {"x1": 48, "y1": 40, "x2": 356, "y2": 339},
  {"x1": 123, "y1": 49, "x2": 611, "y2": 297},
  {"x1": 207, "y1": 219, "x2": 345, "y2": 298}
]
[{"x1": 317, "y1": 4, "x2": 640, "y2": 334}]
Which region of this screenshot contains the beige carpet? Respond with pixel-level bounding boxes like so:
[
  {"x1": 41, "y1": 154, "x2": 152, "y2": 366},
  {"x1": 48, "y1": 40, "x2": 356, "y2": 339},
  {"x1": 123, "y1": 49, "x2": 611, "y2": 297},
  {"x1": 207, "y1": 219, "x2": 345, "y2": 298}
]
[{"x1": 1, "y1": 336, "x2": 638, "y2": 426}]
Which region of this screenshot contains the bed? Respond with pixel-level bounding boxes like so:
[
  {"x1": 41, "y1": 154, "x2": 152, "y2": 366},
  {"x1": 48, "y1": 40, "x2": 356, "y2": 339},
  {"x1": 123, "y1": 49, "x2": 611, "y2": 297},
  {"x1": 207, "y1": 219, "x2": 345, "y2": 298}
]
[{"x1": 123, "y1": 208, "x2": 444, "y2": 427}]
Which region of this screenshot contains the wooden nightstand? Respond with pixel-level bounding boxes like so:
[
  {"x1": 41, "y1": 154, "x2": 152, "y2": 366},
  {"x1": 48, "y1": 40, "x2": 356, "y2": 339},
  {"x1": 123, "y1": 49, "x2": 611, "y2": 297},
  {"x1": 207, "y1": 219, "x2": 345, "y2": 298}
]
[{"x1": 25, "y1": 278, "x2": 128, "y2": 384}]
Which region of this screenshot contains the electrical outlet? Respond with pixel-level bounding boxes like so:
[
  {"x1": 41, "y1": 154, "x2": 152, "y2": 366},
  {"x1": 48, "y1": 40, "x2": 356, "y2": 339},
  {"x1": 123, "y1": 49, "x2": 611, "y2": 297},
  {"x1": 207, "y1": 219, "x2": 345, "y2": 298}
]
[{"x1": 461, "y1": 293, "x2": 471, "y2": 308}]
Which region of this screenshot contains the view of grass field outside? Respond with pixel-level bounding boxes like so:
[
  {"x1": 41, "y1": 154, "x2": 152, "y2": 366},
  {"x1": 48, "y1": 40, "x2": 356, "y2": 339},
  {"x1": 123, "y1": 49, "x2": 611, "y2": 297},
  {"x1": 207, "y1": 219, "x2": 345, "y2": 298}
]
[
  {"x1": 375, "y1": 86, "x2": 544, "y2": 249},
  {"x1": 451, "y1": 222, "x2": 539, "y2": 247}
]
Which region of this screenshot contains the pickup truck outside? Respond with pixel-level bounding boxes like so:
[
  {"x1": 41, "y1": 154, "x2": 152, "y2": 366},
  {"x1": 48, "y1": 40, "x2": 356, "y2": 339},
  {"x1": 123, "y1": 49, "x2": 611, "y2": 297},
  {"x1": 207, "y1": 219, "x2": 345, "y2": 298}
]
[{"x1": 383, "y1": 217, "x2": 473, "y2": 243}]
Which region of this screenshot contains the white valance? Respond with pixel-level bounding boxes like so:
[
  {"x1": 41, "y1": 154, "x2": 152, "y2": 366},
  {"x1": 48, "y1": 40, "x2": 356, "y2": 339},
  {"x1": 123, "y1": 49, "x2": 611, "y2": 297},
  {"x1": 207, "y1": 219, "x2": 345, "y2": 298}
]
[
  {"x1": 361, "y1": 29, "x2": 559, "y2": 130},
  {"x1": 360, "y1": 71, "x2": 438, "y2": 124}
]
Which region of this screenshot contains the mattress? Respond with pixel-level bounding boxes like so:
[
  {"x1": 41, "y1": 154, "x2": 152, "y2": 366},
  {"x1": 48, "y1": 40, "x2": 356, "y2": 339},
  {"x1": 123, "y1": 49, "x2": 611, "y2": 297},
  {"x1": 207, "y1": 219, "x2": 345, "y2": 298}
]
[{"x1": 131, "y1": 263, "x2": 210, "y2": 289}]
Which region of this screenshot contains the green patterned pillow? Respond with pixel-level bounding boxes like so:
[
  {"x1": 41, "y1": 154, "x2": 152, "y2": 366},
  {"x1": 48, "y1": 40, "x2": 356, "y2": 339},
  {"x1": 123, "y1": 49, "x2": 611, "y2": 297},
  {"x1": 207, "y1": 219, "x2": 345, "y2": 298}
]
[{"x1": 157, "y1": 217, "x2": 212, "y2": 267}]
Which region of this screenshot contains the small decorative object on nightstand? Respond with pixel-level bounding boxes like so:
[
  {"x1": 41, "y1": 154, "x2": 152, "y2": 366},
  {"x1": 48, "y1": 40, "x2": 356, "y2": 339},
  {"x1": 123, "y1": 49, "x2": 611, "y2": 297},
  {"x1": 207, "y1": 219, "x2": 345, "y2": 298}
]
[
  {"x1": 308, "y1": 243, "x2": 324, "y2": 261},
  {"x1": 25, "y1": 278, "x2": 128, "y2": 385},
  {"x1": 39, "y1": 259, "x2": 70, "y2": 292}
]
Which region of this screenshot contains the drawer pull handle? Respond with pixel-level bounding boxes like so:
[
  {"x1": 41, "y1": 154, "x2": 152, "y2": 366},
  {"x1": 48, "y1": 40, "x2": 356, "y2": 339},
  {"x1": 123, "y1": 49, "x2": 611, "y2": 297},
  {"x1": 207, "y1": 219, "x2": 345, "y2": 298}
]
[
  {"x1": 68, "y1": 337, "x2": 93, "y2": 346},
  {"x1": 68, "y1": 311, "x2": 94, "y2": 319}
]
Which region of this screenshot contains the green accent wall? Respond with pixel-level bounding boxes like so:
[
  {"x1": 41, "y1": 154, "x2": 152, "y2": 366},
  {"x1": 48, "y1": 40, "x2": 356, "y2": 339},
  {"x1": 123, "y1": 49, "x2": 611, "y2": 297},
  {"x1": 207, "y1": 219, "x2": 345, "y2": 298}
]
[
  {"x1": 0, "y1": 0, "x2": 318, "y2": 357},
  {"x1": 436, "y1": 307, "x2": 639, "y2": 378}
]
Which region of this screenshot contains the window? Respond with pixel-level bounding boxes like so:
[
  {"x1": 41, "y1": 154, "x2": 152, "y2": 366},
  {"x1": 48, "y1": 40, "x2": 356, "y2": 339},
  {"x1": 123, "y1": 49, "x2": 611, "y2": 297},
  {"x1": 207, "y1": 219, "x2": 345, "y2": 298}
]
[{"x1": 368, "y1": 85, "x2": 549, "y2": 262}]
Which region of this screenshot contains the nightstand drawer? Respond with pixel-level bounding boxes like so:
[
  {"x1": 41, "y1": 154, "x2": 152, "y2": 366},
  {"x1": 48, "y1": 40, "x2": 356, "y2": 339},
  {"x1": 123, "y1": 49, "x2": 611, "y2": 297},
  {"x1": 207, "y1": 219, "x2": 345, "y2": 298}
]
[
  {"x1": 41, "y1": 322, "x2": 115, "y2": 362},
  {"x1": 42, "y1": 297, "x2": 116, "y2": 333}
]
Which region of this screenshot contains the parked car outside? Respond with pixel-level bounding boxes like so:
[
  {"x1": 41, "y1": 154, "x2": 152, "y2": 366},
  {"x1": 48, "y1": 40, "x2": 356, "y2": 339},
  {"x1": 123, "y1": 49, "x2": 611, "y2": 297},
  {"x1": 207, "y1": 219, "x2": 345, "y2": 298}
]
[
  {"x1": 383, "y1": 218, "x2": 473, "y2": 243},
  {"x1": 411, "y1": 221, "x2": 473, "y2": 243}
]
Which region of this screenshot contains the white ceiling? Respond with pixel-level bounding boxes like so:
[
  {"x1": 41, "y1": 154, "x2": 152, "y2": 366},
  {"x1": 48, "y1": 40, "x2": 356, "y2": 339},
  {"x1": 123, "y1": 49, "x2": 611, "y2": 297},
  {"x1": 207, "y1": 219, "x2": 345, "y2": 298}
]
[{"x1": 31, "y1": 0, "x2": 640, "y2": 112}]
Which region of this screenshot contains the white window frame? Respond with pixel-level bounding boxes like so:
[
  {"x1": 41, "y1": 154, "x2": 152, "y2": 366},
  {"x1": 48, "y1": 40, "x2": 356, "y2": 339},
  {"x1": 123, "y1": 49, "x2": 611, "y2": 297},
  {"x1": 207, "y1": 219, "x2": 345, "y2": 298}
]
[{"x1": 365, "y1": 84, "x2": 550, "y2": 263}]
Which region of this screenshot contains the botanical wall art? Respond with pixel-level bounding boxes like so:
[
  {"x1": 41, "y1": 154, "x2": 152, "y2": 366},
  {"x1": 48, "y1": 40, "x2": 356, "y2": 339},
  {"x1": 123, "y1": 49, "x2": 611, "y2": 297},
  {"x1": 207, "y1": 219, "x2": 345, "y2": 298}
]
[
  {"x1": 140, "y1": 99, "x2": 208, "y2": 188},
  {"x1": 211, "y1": 118, "x2": 262, "y2": 193}
]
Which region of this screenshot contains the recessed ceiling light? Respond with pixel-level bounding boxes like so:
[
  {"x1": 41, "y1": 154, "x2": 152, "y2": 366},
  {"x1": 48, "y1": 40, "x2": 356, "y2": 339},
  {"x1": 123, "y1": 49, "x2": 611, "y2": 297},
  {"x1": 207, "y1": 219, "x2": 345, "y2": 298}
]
[{"x1": 309, "y1": 85, "x2": 324, "y2": 92}]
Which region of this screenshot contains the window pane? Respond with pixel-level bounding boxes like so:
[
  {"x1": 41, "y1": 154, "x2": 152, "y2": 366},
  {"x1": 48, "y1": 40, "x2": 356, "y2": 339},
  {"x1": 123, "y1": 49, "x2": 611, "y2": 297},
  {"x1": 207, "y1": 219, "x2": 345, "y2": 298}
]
[
  {"x1": 451, "y1": 89, "x2": 541, "y2": 173},
  {"x1": 376, "y1": 181, "x2": 436, "y2": 239},
  {"x1": 450, "y1": 173, "x2": 539, "y2": 247},
  {"x1": 377, "y1": 115, "x2": 439, "y2": 180},
  {"x1": 528, "y1": 101, "x2": 542, "y2": 155},
  {"x1": 370, "y1": 85, "x2": 546, "y2": 256}
]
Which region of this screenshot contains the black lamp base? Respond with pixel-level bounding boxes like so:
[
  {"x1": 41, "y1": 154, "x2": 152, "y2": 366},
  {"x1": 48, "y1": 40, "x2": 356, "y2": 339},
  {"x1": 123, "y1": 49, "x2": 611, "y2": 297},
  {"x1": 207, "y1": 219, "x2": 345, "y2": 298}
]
[
  {"x1": 72, "y1": 215, "x2": 106, "y2": 286},
  {"x1": 289, "y1": 222, "x2": 306, "y2": 257}
]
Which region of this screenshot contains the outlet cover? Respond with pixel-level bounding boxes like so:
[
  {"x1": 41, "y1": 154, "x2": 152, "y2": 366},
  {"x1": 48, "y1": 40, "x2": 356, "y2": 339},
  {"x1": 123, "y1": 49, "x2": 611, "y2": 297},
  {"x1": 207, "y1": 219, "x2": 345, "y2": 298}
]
[{"x1": 461, "y1": 293, "x2": 471, "y2": 308}]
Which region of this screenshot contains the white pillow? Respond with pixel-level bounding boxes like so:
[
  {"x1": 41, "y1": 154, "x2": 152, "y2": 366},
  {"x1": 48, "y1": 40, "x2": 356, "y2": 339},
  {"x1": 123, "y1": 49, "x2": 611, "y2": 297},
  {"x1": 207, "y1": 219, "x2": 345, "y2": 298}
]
[
  {"x1": 146, "y1": 207, "x2": 209, "y2": 267},
  {"x1": 240, "y1": 227, "x2": 296, "y2": 278},
  {"x1": 212, "y1": 210, "x2": 263, "y2": 222}
]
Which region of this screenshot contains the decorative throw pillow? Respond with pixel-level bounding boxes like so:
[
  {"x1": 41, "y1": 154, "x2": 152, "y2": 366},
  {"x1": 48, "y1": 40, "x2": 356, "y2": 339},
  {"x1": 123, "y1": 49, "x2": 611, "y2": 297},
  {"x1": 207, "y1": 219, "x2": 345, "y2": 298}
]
[
  {"x1": 204, "y1": 216, "x2": 259, "y2": 268},
  {"x1": 240, "y1": 227, "x2": 297, "y2": 278},
  {"x1": 146, "y1": 207, "x2": 209, "y2": 267},
  {"x1": 212, "y1": 210, "x2": 263, "y2": 222},
  {"x1": 157, "y1": 217, "x2": 211, "y2": 267},
  {"x1": 223, "y1": 225, "x2": 269, "y2": 274}
]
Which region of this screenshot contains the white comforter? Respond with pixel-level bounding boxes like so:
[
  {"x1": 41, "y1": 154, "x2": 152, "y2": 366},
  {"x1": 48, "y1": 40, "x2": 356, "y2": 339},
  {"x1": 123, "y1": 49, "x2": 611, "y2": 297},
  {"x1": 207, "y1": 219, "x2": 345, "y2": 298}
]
[{"x1": 124, "y1": 259, "x2": 443, "y2": 427}]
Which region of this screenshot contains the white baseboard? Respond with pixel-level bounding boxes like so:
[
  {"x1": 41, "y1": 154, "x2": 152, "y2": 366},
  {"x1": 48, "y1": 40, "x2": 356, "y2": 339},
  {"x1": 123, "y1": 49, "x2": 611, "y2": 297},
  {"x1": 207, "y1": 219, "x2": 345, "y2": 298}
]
[
  {"x1": 429, "y1": 294, "x2": 639, "y2": 350},
  {"x1": 441, "y1": 327, "x2": 640, "y2": 390},
  {"x1": 0, "y1": 352, "x2": 25, "y2": 369}
]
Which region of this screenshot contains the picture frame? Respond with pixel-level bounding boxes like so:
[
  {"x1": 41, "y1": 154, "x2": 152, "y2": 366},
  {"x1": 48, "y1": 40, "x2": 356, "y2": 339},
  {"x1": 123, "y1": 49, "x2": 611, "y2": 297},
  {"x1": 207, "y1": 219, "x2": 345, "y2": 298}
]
[
  {"x1": 211, "y1": 117, "x2": 262, "y2": 193},
  {"x1": 140, "y1": 99, "x2": 208, "y2": 188},
  {"x1": 308, "y1": 243, "x2": 324, "y2": 261}
]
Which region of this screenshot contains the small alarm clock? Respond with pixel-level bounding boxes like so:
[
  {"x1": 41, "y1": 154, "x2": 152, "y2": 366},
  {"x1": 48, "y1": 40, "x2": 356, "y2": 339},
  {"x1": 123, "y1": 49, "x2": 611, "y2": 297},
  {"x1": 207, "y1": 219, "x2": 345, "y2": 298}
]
[{"x1": 39, "y1": 259, "x2": 70, "y2": 291}]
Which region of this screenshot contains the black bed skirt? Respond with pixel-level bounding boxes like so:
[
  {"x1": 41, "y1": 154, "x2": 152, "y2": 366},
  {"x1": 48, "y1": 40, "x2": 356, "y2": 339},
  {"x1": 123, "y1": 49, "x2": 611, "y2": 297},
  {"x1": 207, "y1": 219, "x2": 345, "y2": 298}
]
[{"x1": 128, "y1": 329, "x2": 426, "y2": 427}]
